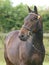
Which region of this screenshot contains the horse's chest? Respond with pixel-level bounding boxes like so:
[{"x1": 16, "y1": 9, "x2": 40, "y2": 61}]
[
  {"x1": 6, "y1": 41, "x2": 19, "y2": 64},
  {"x1": 19, "y1": 42, "x2": 33, "y2": 62},
  {"x1": 6, "y1": 40, "x2": 33, "y2": 64}
]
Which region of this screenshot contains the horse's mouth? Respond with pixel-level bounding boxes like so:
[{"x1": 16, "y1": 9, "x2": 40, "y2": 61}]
[{"x1": 20, "y1": 38, "x2": 27, "y2": 41}]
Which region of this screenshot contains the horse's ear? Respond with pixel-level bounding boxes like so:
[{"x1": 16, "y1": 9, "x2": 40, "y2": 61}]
[
  {"x1": 27, "y1": 6, "x2": 32, "y2": 13},
  {"x1": 34, "y1": 6, "x2": 38, "y2": 14}
]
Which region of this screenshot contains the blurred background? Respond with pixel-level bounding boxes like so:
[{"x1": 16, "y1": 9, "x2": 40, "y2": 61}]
[{"x1": 0, "y1": 0, "x2": 49, "y2": 65}]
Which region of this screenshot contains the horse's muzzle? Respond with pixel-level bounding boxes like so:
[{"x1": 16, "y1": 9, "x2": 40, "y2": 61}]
[{"x1": 19, "y1": 34, "x2": 29, "y2": 41}]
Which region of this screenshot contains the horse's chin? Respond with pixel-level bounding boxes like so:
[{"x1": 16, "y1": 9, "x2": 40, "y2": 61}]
[{"x1": 20, "y1": 39, "x2": 27, "y2": 41}]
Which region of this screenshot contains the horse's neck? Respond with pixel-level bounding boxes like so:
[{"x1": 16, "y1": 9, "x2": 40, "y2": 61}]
[{"x1": 32, "y1": 30, "x2": 43, "y2": 46}]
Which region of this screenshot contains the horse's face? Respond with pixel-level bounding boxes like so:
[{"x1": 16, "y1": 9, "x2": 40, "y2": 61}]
[{"x1": 19, "y1": 6, "x2": 42, "y2": 41}]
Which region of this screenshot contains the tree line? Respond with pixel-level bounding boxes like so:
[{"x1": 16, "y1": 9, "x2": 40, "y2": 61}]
[{"x1": 0, "y1": 0, "x2": 49, "y2": 33}]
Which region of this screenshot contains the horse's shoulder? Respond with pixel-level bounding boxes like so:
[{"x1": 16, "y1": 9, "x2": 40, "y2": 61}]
[{"x1": 4, "y1": 30, "x2": 20, "y2": 45}]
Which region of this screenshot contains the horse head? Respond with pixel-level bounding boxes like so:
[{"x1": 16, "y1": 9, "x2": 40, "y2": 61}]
[{"x1": 19, "y1": 6, "x2": 42, "y2": 41}]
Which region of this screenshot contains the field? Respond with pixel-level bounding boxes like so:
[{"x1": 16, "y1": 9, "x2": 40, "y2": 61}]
[{"x1": 0, "y1": 34, "x2": 49, "y2": 65}]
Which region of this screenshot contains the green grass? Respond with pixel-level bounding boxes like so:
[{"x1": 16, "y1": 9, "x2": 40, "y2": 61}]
[
  {"x1": 0, "y1": 35, "x2": 49, "y2": 65},
  {"x1": 43, "y1": 20, "x2": 49, "y2": 32},
  {"x1": 43, "y1": 37, "x2": 49, "y2": 62},
  {"x1": 43, "y1": 62, "x2": 49, "y2": 65}
]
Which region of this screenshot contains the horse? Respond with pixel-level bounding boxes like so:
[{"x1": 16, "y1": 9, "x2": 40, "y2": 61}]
[{"x1": 4, "y1": 6, "x2": 45, "y2": 65}]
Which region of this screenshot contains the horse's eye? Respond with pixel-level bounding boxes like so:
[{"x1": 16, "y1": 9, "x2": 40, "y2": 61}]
[{"x1": 30, "y1": 18, "x2": 37, "y2": 22}]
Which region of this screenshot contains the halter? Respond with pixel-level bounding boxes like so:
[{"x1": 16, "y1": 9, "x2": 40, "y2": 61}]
[
  {"x1": 23, "y1": 26, "x2": 33, "y2": 35},
  {"x1": 23, "y1": 12, "x2": 40, "y2": 32},
  {"x1": 21, "y1": 13, "x2": 43, "y2": 54},
  {"x1": 23, "y1": 26, "x2": 32, "y2": 31},
  {"x1": 23, "y1": 19, "x2": 40, "y2": 35}
]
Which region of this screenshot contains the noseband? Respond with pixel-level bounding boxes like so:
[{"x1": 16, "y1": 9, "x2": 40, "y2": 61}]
[
  {"x1": 23, "y1": 26, "x2": 32, "y2": 32},
  {"x1": 23, "y1": 26, "x2": 33, "y2": 35}
]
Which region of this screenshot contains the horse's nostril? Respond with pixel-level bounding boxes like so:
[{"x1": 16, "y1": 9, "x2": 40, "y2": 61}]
[
  {"x1": 19, "y1": 34, "x2": 24, "y2": 38},
  {"x1": 21, "y1": 34, "x2": 24, "y2": 37}
]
